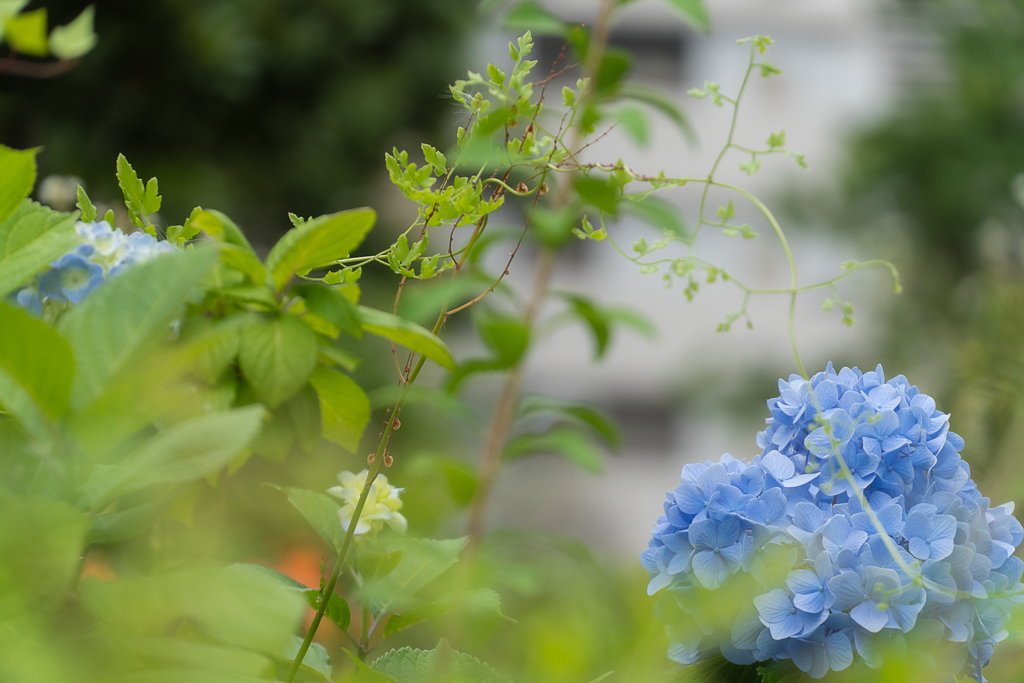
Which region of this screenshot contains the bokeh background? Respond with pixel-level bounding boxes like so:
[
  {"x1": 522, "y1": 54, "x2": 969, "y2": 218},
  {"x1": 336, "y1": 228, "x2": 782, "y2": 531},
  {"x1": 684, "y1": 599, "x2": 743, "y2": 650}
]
[{"x1": 5, "y1": 0, "x2": 1024, "y2": 680}]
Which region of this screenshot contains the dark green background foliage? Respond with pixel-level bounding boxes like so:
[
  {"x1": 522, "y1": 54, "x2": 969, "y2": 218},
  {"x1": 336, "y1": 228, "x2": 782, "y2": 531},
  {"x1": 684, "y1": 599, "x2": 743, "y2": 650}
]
[
  {"x1": 0, "y1": 0, "x2": 473, "y2": 245},
  {"x1": 843, "y1": 0, "x2": 1024, "y2": 272},
  {"x1": 837, "y1": 0, "x2": 1024, "y2": 533}
]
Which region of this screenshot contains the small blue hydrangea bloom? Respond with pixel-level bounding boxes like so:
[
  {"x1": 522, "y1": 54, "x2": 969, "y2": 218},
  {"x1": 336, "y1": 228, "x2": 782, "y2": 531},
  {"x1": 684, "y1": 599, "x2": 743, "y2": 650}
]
[
  {"x1": 644, "y1": 364, "x2": 1024, "y2": 680},
  {"x1": 38, "y1": 245, "x2": 104, "y2": 303},
  {"x1": 10, "y1": 220, "x2": 177, "y2": 315}
]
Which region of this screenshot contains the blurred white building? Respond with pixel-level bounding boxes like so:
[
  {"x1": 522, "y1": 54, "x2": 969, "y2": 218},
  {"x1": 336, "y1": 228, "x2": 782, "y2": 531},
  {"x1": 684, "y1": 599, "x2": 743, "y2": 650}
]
[{"x1": 464, "y1": 0, "x2": 936, "y2": 558}]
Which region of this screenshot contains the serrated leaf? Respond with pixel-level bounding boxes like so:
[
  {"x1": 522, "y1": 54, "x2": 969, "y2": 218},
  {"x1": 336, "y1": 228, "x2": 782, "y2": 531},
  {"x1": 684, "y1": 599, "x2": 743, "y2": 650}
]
[
  {"x1": 116, "y1": 154, "x2": 154, "y2": 229},
  {"x1": 358, "y1": 306, "x2": 456, "y2": 371},
  {"x1": 81, "y1": 405, "x2": 264, "y2": 508},
  {"x1": 76, "y1": 185, "x2": 97, "y2": 222},
  {"x1": 0, "y1": 200, "x2": 79, "y2": 297},
  {"x1": 237, "y1": 314, "x2": 318, "y2": 408},
  {"x1": 0, "y1": 302, "x2": 74, "y2": 419},
  {"x1": 370, "y1": 639, "x2": 512, "y2": 683},
  {"x1": 48, "y1": 4, "x2": 96, "y2": 59},
  {"x1": 0, "y1": 144, "x2": 37, "y2": 224},
  {"x1": 285, "y1": 487, "x2": 344, "y2": 552},
  {"x1": 58, "y1": 248, "x2": 218, "y2": 409},
  {"x1": 504, "y1": 427, "x2": 604, "y2": 473},
  {"x1": 5, "y1": 8, "x2": 48, "y2": 56},
  {"x1": 309, "y1": 366, "x2": 369, "y2": 452},
  {"x1": 265, "y1": 207, "x2": 375, "y2": 290}
]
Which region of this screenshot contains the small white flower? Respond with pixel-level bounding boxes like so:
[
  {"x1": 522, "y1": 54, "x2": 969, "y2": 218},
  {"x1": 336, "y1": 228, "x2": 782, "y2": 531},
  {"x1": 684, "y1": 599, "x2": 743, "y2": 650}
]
[{"x1": 327, "y1": 469, "x2": 407, "y2": 536}]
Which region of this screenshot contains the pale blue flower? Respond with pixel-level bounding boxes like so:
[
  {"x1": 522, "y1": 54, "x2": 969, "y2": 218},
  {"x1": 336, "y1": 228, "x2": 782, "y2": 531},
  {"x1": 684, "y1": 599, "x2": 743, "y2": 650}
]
[
  {"x1": 689, "y1": 518, "x2": 744, "y2": 590},
  {"x1": 38, "y1": 245, "x2": 103, "y2": 303}
]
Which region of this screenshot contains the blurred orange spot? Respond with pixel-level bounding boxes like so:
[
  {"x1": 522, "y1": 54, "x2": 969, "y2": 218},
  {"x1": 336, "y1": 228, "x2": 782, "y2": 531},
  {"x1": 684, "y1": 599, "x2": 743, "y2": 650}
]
[
  {"x1": 274, "y1": 545, "x2": 323, "y2": 589},
  {"x1": 80, "y1": 553, "x2": 115, "y2": 581},
  {"x1": 273, "y1": 546, "x2": 347, "y2": 647}
]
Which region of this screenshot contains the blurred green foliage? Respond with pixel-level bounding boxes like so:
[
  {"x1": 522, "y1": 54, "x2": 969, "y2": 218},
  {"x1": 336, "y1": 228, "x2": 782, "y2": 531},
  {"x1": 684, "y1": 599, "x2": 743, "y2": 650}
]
[
  {"x1": 835, "y1": 0, "x2": 1024, "y2": 505},
  {"x1": 0, "y1": 0, "x2": 474, "y2": 245}
]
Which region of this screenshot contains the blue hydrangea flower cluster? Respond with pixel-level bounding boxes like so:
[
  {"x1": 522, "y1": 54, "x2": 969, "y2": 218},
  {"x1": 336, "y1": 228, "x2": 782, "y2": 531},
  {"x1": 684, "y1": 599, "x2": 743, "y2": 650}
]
[
  {"x1": 642, "y1": 364, "x2": 1024, "y2": 681},
  {"x1": 12, "y1": 220, "x2": 175, "y2": 315}
]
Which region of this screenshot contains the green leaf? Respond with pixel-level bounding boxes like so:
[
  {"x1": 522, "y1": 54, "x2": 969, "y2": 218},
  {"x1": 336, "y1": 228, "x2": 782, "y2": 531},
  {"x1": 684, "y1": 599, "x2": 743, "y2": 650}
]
[
  {"x1": 615, "y1": 106, "x2": 649, "y2": 146},
  {"x1": 366, "y1": 537, "x2": 467, "y2": 614},
  {"x1": 285, "y1": 637, "x2": 332, "y2": 679},
  {"x1": 359, "y1": 550, "x2": 404, "y2": 582},
  {"x1": 568, "y1": 296, "x2": 610, "y2": 358},
  {"x1": 767, "y1": 130, "x2": 786, "y2": 148},
  {"x1": 190, "y1": 208, "x2": 256, "y2": 254},
  {"x1": 370, "y1": 639, "x2": 512, "y2": 683},
  {"x1": 116, "y1": 154, "x2": 159, "y2": 230},
  {"x1": 308, "y1": 366, "x2": 369, "y2": 452},
  {"x1": 48, "y1": 5, "x2": 96, "y2": 59},
  {"x1": 0, "y1": 302, "x2": 74, "y2": 419},
  {"x1": 318, "y1": 344, "x2": 361, "y2": 372},
  {"x1": 0, "y1": 492, "x2": 89, "y2": 607},
  {"x1": 237, "y1": 314, "x2": 318, "y2": 408},
  {"x1": 0, "y1": 200, "x2": 79, "y2": 297},
  {"x1": 358, "y1": 306, "x2": 456, "y2": 371},
  {"x1": 617, "y1": 82, "x2": 695, "y2": 142},
  {"x1": 661, "y1": 0, "x2": 710, "y2": 33},
  {"x1": 285, "y1": 487, "x2": 344, "y2": 552},
  {"x1": 716, "y1": 200, "x2": 735, "y2": 222},
  {"x1": 504, "y1": 427, "x2": 604, "y2": 473},
  {"x1": 218, "y1": 242, "x2": 267, "y2": 285},
  {"x1": 347, "y1": 651, "x2": 401, "y2": 683},
  {"x1": 58, "y1": 247, "x2": 218, "y2": 409},
  {"x1": 502, "y1": 1, "x2": 566, "y2": 36},
  {"x1": 293, "y1": 283, "x2": 362, "y2": 338},
  {"x1": 383, "y1": 588, "x2": 505, "y2": 637},
  {"x1": 88, "y1": 493, "x2": 177, "y2": 545},
  {"x1": 518, "y1": 394, "x2": 621, "y2": 449},
  {"x1": 0, "y1": 145, "x2": 37, "y2": 224},
  {"x1": 80, "y1": 406, "x2": 264, "y2": 507},
  {"x1": 575, "y1": 177, "x2": 618, "y2": 214},
  {"x1": 264, "y1": 207, "x2": 375, "y2": 291},
  {"x1": 408, "y1": 455, "x2": 478, "y2": 506},
  {"x1": 76, "y1": 184, "x2": 97, "y2": 222},
  {"x1": 80, "y1": 565, "x2": 305, "y2": 655},
  {"x1": 235, "y1": 561, "x2": 352, "y2": 631},
  {"x1": 622, "y1": 195, "x2": 687, "y2": 239},
  {"x1": 5, "y1": 8, "x2": 48, "y2": 56}
]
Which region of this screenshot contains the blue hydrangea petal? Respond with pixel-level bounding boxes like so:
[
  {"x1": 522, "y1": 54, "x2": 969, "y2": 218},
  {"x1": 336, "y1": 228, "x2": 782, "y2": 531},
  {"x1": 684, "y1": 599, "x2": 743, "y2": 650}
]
[
  {"x1": 824, "y1": 630, "x2": 854, "y2": 672},
  {"x1": 691, "y1": 549, "x2": 730, "y2": 590},
  {"x1": 851, "y1": 600, "x2": 889, "y2": 633},
  {"x1": 828, "y1": 571, "x2": 865, "y2": 611}
]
